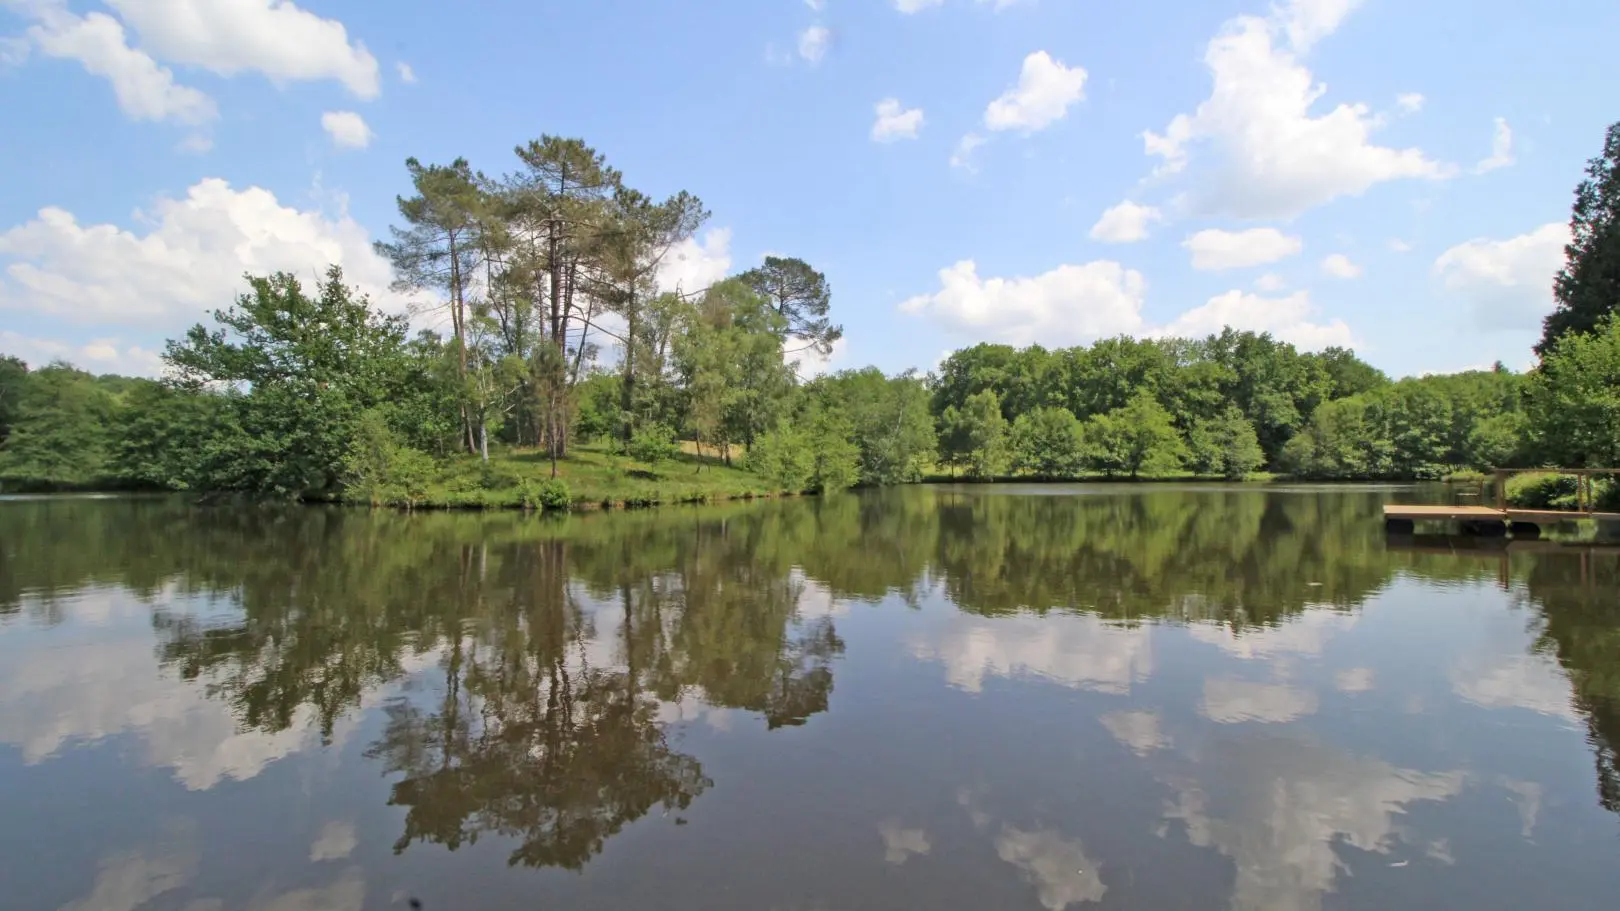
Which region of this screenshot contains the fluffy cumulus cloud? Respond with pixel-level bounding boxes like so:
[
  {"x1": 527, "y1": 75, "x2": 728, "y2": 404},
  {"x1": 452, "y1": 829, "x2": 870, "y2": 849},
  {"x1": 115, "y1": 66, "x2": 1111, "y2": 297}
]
[
  {"x1": 899, "y1": 259, "x2": 1148, "y2": 347},
  {"x1": 912, "y1": 613, "x2": 1155, "y2": 694},
  {"x1": 0, "y1": 178, "x2": 402, "y2": 332},
  {"x1": 797, "y1": 24, "x2": 830, "y2": 63},
  {"x1": 1433, "y1": 222, "x2": 1569, "y2": 330},
  {"x1": 655, "y1": 226, "x2": 732, "y2": 295},
  {"x1": 1183, "y1": 227, "x2": 1302, "y2": 270},
  {"x1": 1088, "y1": 200, "x2": 1161, "y2": 243},
  {"x1": 20, "y1": 4, "x2": 216, "y2": 124},
  {"x1": 320, "y1": 110, "x2": 373, "y2": 149},
  {"x1": 995, "y1": 827, "x2": 1107, "y2": 910},
  {"x1": 1200, "y1": 677, "x2": 1319, "y2": 724},
  {"x1": 1157, "y1": 289, "x2": 1353, "y2": 350},
  {"x1": 1142, "y1": 0, "x2": 1451, "y2": 218},
  {"x1": 984, "y1": 51, "x2": 1086, "y2": 133},
  {"x1": 104, "y1": 0, "x2": 381, "y2": 97},
  {"x1": 1321, "y1": 252, "x2": 1363, "y2": 278},
  {"x1": 1396, "y1": 92, "x2": 1424, "y2": 113},
  {"x1": 871, "y1": 97, "x2": 924, "y2": 142}
]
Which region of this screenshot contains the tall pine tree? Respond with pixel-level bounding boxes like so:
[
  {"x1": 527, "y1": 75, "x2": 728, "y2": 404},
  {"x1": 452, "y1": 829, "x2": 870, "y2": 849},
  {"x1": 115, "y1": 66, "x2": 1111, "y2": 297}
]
[{"x1": 1538, "y1": 121, "x2": 1620, "y2": 357}]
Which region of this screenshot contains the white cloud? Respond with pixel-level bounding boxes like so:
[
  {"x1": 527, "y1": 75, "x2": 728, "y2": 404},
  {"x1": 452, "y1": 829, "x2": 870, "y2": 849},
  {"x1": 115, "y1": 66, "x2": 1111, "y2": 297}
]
[
  {"x1": 395, "y1": 61, "x2": 415, "y2": 84},
  {"x1": 1475, "y1": 117, "x2": 1515, "y2": 173},
  {"x1": 1158, "y1": 289, "x2": 1353, "y2": 349},
  {"x1": 1254, "y1": 272, "x2": 1287, "y2": 292},
  {"x1": 1200, "y1": 678, "x2": 1319, "y2": 723},
  {"x1": 805, "y1": 0, "x2": 825, "y2": 10},
  {"x1": 894, "y1": 0, "x2": 945, "y2": 11},
  {"x1": 1187, "y1": 612, "x2": 1357, "y2": 660},
  {"x1": 899, "y1": 258, "x2": 1147, "y2": 347},
  {"x1": 309, "y1": 821, "x2": 357, "y2": 863},
  {"x1": 1389, "y1": 238, "x2": 1413, "y2": 253},
  {"x1": 1088, "y1": 200, "x2": 1161, "y2": 243},
  {"x1": 1321, "y1": 252, "x2": 1363, "y2": 278},
  {"x1": 105, "y1": 0, "x2": 381, "y2": 97},
  {"x1": 0, "y1": 33, "x2": 30, "y2": 66},
  {"x1": 23, "y1": 6, "x2": 215, "y2": 124},
  {"x1": 1433, "y1": 222, "x2": 1568, "y2": 331},
  {"x1": 792, "y1": 334, "x2": 847, "y2": 379},
  {"x1": 879, "y1": 822, "x2": 931, "y2": 865},
  {"x1": 995, "y1": 827, "x2": 1107, "y2": 910},
  {"x1": 798, "y1": 24, "x2": 830, "y2": 63},
  {"x1": 871, "y1": 97, "x2": 924, "y2": 142},
  {"x1": 1450, "y1": 653, "x2": 1578, "y2": 721},
  {"x1": 1142, "y1": 0, "x2": 1450, "y2": 217},
  {"x1": 1183, "y1": 227, "x2": 1302, "y2": 270},
  {"x1": 1100, "y1": 710, "x2": 1170, "y2": 756},
  {"x1": 320, "y1": 110, "x2": 373, "y2": 150},
  {"x1": 0, "y1": 330, "x2": 165, "y2": 375},
  {"x1": 913, "y1": 613, "x2": 1154, "y2": 694},
  {"x1": 950, "y1": 132, "x2": 988, "y2": 172},
  {"x1": 1396, "y1": 92, "x2": 1424, "y2": 113},
  {"x1": 0, "y1": 177, "x2": 402, "y2": 331},
  {"x1": 656, "y1": 226, "x2": 732, "y2": 295},
  {"x1": 984, "y1": 50, "x2": 1086, "y2": 133}
]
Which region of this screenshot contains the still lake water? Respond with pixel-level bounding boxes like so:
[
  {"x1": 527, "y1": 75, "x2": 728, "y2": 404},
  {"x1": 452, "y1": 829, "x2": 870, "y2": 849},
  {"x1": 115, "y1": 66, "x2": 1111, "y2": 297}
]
[{"x1": 2, "y1": 486, "x2": 1618, "y2": 911}]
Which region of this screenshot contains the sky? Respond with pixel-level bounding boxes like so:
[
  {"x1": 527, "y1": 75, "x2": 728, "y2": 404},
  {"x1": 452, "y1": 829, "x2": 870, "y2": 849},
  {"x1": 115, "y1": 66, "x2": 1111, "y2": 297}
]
[{"x1": 1, "y1": 0, "x2": 1617, "y2": 380}]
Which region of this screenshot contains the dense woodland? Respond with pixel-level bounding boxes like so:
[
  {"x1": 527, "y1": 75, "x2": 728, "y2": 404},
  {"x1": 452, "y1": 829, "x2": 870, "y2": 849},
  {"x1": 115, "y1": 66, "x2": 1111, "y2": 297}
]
[{"x1": 2, "y1": 122, "x2": 1619, "y2": 505}]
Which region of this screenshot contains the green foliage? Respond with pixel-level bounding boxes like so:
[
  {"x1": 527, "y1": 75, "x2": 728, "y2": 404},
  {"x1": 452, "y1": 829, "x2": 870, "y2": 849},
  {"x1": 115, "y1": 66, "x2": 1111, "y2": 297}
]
[
  {"x1": 1538, "y1": 121, "x2": 1620, "y2": 357},
  {"x1": 1528, "y1": 315, "x2": 1620, "y2": 467},
  {"x1": 739, "y1": 256, "x2": 843, "y2": 356},
  {"x1": 1084, "y1": 391, "x2": 1186, "y2": 479},
  {"x1": 519, "y1": 477, "x2": 572, "y2": 511},
  {"x1": 164, "y1": 266, "x2": 414, "y2": 498},
  {"x1": 746, "y1": 425, "x2": 814, "y2": 492},
  {"x1": 0, "y1": 362, "x2": 116, "y2": 490},
  {"x1": 627, "y1": 422, "x2": 680, "y2": 464},
  {"x1": 959, "y1": 389, "x2": 1010, "y2": 479},
  {"x1": 1506, "y1": 472, "x2": 1582, "y2": 510},
  {"x1": 808, "y1": 368, "x2": 934, "y2": 485},
  {"x1": 0, "y1": 355, "x2": 26, "y2": 444},
  {"x1": 1009, "y1": 405, "x2": 1085, "y2": 478},
  {"x1": 343, "y1": 409, "x2": 439, "y2": 507},
  {"x1": 110, "y1": 380, "x2": 229, "y2": 490},
  {"x1": 1187, "y1": 408, "x2": 1265, "y2": 479}
]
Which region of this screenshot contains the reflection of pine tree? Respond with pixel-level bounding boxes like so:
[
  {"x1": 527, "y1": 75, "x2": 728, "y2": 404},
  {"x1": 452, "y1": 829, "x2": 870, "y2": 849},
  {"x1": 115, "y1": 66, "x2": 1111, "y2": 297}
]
[{"x1": 1521, "y1": 553, "x2": 1620, "y2": 815}]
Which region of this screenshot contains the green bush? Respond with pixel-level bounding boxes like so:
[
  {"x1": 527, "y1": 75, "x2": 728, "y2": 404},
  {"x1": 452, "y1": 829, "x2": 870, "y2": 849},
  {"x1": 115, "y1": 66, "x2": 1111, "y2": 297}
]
[
  {"x1": 627, "y1": 423, "x2": 680, "y2": 464},
  {"x1": 1505, "y1": 472, "x2": 1580, "y2": 510},
  {"x1": 536, "y1": 477, "x2": 572, "y2": 511},
  {"x1": 746, "y1": 426, "x2": 813, "y2": 492},
  {"x1": 478, "y1": 460, "x2": 521, "y2": 490}
]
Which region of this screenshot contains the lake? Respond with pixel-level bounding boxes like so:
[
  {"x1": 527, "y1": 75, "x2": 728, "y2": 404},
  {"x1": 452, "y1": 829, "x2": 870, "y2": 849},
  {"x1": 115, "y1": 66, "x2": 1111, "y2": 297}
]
[{"x1": 2, "y1": 486, "x2": 1618, "y2": 911}]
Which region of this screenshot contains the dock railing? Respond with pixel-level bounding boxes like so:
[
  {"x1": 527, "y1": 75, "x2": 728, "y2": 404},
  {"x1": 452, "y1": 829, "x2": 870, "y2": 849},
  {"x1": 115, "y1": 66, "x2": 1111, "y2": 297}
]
[{"x1": 1490, "y1": 467, "x2": 1620, "y2": 517}]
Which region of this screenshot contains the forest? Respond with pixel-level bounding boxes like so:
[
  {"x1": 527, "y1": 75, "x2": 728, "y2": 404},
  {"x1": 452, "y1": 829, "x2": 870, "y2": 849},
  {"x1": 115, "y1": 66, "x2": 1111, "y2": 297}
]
[{"x1": 1, "y1": 121, "x2": 1618, "y2": 507}]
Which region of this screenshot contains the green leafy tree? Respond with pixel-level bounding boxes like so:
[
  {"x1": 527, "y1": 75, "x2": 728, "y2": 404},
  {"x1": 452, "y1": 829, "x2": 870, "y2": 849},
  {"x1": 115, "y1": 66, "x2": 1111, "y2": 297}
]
[
  {"x1": 960, "y1": 389, "x2": 1010, "y2": 479},
  {"x1": 1538, "y1": 121, "x2": 1620, "y2": 357},
  {"x1": 1009, "y1": 405, "x2": 1085, "y2": 478},
  {"x1": 809, "y1": 368, "x2": 934, "y2": 485},
  {"x1": 164, "y1": 266, "x2": 413, "y2": 498},
  {"x1": 0, "y1": 362, "x2": 116, "y2": 489},
  {"x1": 1084, "y1": 391, "x2": 1186, "y2": 479},
  {"x1": 1187, "y1": 407, "x2": 1265, "y2": 479},
  {"x1": 108, "y1": 380, "x2": 230, "y2": 489},
  {"x1": 0, "y1": 355, "x2": 26, "y2": 446},
  {"x1": 1528, "y1": 315, "x2": 1620, "y2": 466}
]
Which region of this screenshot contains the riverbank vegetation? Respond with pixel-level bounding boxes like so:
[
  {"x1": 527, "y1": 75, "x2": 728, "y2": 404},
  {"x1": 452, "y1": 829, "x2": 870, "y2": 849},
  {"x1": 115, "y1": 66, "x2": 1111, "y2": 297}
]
[{"x1": 2, "y1": 121, "x2": 1618, "y2": 508}]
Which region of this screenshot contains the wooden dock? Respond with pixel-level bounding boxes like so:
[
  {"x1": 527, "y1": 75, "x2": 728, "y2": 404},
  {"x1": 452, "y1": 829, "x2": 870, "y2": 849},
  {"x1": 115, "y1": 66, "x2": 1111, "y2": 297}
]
[{"x1": 1383, "y1": 468, "x2": 1620, "y2": 536}]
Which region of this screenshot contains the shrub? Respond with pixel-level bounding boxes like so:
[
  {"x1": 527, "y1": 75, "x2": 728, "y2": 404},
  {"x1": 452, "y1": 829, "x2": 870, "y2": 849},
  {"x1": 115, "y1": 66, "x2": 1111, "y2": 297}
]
[
  {"x1": 1505, "y1": 472, "x2": 1579, "y2": 510},
  {"x1": 747, "y1": 426, "x2": 813, "y2": 492},
  {"x1": 478, "y1": 459, "x2": 520, "y2": 490},
  {"x1": 627, "y1": 423, "x2": 680, "y2": 464},
  {"x1": 517, "y1": 477, "x2": 571, "y2": 511}
]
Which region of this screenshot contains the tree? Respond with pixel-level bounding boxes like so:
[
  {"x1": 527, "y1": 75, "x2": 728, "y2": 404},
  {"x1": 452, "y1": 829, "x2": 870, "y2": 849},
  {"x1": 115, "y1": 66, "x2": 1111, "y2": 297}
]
[
  {"x1": 164, "y1": 267, "x2": 412, "y2": 497},
  {"x1": 809, "y1": 368, "x2": 934, "y2": 485},
  {"x1": 1187, "y1": 407, "x2": 1265, "y2": 479},
  {"x1": 109, "y1": 380, "x2": 229, "y2": 490},
  {"x1": 1539, "y1": 121, "x2": 1620, "y2": 358},
  {"x1": 1527, "y1": 315, "x2": 1620, "y2": 467},
  {"x1": 1009, "y1": 405, "x2": 1085, "y2": 478},
  {"x1": 0, "y1": 355, "x2": 26, "y2": 445},
  {"x1": 1084, "y1": 391, "x2": 1186, "y2": 479},
  {"x1": 960, "y1": 389, "x2": 1010, "y2": 479},
  {"x1": 374, "y1": 157, "x2": 486, "y2": 453},
  {"x1": 0, "y1": 362, "x2": 116, "y2": 489},
  {"x1": 739, "y1": 256, "x2": 843, "y2": 357}
]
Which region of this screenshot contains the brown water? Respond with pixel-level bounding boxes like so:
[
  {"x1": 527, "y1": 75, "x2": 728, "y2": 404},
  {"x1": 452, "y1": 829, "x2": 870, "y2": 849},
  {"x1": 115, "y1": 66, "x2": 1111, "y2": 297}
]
[{"x1": 1, "y1": 486, "x2": 1617, "y2": 911}]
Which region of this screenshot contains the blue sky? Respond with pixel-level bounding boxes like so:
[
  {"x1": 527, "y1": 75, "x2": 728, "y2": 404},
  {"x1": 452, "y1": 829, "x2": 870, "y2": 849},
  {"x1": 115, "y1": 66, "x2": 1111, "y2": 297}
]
[{"x1": 2, "y1": 0, "x2": 1617, "y2": 379}]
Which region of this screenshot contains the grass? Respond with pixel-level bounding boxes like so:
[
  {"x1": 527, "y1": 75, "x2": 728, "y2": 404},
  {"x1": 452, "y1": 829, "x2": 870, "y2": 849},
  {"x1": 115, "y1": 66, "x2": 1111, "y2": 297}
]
[{"x1": 403, "y1": 440, "x2": 793, "y2": 511}]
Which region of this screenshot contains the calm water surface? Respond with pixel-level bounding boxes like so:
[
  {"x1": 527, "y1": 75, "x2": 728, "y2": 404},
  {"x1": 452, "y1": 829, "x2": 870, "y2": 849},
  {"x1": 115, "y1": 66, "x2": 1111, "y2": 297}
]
[{"x1": 2, "y1": 486, "x2": 1618, "y2": 911}]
